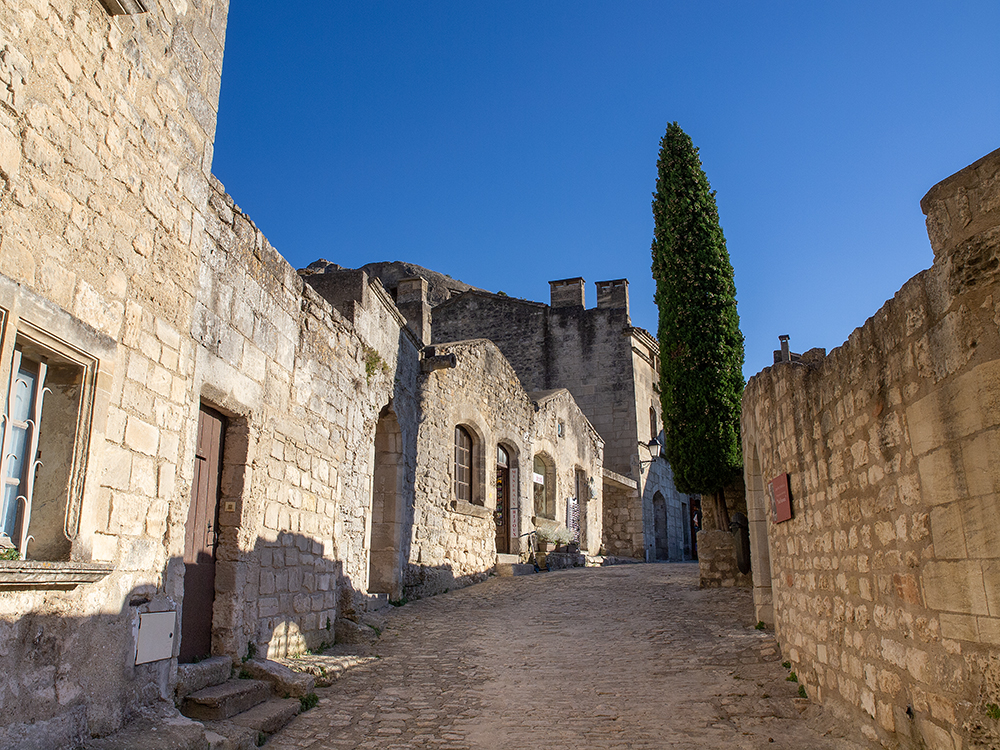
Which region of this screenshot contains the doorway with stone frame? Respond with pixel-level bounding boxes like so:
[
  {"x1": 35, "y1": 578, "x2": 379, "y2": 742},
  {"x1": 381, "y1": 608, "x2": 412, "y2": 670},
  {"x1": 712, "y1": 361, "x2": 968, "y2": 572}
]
[
  {"x1": 180, "y1": 404, "x2": 225, "y2": 663},
  {"x1": 653, "y1": 492, "x2": 669, "y2": 561},
  {"x1": 495, "y1": 445, "x2": 512, "y2": 554}
]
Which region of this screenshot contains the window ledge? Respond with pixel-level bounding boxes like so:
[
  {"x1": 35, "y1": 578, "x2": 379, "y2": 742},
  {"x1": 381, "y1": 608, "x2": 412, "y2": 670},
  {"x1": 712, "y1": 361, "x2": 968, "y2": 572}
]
[
  {"x1": 0, "y1": 560, "x2": 114, "y2": 589},
  {"x1": 450, "y1": 500, "x2": 491, "y2": 520}
]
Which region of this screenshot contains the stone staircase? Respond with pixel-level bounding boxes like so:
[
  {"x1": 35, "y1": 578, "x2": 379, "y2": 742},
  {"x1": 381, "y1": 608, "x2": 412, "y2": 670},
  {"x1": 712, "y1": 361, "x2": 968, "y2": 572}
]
[
  {"x1": 495, "y1": 552, "x2": 536, "y2": 576},
  {"x1": 177, "y1": 656, "x2": 313, "y2": 748},
  {"x1": 83, "y1": 657, "x2": 314, "y2": 750}
]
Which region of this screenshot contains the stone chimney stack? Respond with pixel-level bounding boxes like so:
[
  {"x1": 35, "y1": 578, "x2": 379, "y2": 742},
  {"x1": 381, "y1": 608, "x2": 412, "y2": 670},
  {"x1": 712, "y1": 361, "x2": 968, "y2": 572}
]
[
  {"x1": 595, "y1": 279, "x2": 629, "y2": 313},
  {"x1": 549, "y1": 277, "x2": 586, "y2": 308},
  {"x1": 396, "y1": 277, "x2": 431, "y2": 345}
]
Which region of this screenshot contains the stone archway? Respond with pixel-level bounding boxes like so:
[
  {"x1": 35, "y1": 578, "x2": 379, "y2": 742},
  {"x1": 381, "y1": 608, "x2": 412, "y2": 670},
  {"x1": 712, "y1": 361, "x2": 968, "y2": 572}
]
[
  {"x1": 369, "y1": 407, "x2": 404, "y2": 598},
  {"x1": 653, "y1": 492, "x2": 669, "y2": 560}
]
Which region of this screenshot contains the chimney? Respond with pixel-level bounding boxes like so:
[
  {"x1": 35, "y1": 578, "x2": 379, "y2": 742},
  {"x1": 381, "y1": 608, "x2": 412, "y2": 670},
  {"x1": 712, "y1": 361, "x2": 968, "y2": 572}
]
[
  {"x1": 396, "y1": 277, "x2": 431, "y2": 345},
  {"x1": 772, "y1": 335, "x2": 802, "y2": 364},
  {"x1": 549, "y1": 277, "x2": 585, "y2": 308},
  {"x1": 595, "y1": 279, "x2": 629, "y2": 313}
]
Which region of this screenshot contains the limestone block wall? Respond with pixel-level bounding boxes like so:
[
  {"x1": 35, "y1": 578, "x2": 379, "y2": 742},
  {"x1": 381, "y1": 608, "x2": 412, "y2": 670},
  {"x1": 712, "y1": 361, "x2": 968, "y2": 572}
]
[
  {"x1": 410, "y1": 339, "x2": 535, "y2": 597},
  {"x1": 432, "y1": 290, "x2": 638, "y2": 474},
  {"x1": 697, "y1": 530, "x2": 752, "y2": 588},
  {"x1": 742, "y1": 148, "x2": 1000, "y2": 750},
  {"x1": 195, "y1": 187, "x2": 421, "y2": 659},
  {"x1": 601, "y1": 476, "x2": 642, "y2": 558},
  {"x1": 0, "y1": 0, "x2": 229, "y2": 745},
  {"x1": 529, "y1": 389, "x2": 604, "y2": 554}
]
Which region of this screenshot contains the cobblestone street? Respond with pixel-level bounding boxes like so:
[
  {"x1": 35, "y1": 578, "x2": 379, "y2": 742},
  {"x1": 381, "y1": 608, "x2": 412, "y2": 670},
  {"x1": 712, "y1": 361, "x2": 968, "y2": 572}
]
[{"x1": 266, "y1": 564, "x2": 870, "y2": 749}]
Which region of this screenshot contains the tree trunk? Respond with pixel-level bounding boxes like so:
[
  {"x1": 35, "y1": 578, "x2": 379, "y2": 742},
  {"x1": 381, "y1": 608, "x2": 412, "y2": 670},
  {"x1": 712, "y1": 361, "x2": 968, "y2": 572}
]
[{"x1": 715, "y1": 489, "x2": 730, "y2": 531}]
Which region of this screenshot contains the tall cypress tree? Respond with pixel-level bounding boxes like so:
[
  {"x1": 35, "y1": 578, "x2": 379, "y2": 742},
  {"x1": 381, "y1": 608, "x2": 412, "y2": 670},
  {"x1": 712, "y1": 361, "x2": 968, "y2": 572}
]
[{"x1": 651, "y1": 123, "x2": 744, "y2": 528}]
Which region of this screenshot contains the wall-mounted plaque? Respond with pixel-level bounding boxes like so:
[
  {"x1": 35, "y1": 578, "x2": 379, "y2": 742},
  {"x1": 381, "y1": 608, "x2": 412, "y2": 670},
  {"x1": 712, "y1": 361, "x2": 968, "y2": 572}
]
[{"x1": 769, "y1": 473, "x2": 792, "y2": 523}]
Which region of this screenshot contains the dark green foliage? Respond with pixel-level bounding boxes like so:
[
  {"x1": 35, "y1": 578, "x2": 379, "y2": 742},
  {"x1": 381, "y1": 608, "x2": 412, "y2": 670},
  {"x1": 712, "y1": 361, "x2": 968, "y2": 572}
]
[
  {"x1": 651, "y1": 122, "x2": 745, "y2": 495},
  {"x1": 300, "y1": 693, "x2": 319, "y2": 711}
]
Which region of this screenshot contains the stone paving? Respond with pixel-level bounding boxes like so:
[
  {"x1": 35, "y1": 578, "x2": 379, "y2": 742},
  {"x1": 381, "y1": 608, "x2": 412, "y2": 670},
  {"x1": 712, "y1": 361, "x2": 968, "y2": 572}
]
[{"x1": 266, "y1": 563, "x2": 872, "y2": 749}]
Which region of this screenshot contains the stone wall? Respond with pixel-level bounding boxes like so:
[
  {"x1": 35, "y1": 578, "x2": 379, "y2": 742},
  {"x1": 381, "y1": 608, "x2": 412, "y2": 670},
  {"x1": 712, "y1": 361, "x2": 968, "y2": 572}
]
[
  {"x1": 0, "y1": 0, "x2": 229, "y2": 745},
  {"x1": 195, "y1": 185, "x2": 421, "y2": 659},
  {"x1": 529, "y1": 388, "x2": 604, "y2": 554},
  {"x1": 430, "y1": 281, "x2": 692, "y2": 561},
  {"x1": 742, "y1": 147, "x2": 1000, "y2": 750},
  {"x1": 409, "y1": 339, "x2": 534, "y2": 597},
  {"x1": 697, "y1": 530, "x2": 752, "y2": 588}
]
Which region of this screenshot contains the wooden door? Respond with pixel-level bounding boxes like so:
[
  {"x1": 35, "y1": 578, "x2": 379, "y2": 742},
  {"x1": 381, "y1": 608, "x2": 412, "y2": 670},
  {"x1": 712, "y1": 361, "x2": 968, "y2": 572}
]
[
  {"x1": 180, "y1": 406, "x2": 224, "y2": 663},
  {"x1": 495, "y1": 446, "x2": 510, "y2": 554}
]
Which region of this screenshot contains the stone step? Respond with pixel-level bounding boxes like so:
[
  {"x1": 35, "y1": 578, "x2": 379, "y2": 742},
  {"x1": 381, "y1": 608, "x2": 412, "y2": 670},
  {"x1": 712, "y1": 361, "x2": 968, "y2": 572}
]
[
  {"x1": 496, "y1": 553, "x2": 520, "y2": 565},
  {"x1": 83, "y1": 705, "x2": 207, "y2": 750},
  {"x1": 204, "y1": 724, "x2": 258, "y2": 750},
  {"x1": 176, "y1": 656, "x2": 233, "y2": 699},
  {"x1": 202, "y1": 698, "x2": 301, "y2": 749},
  {"x1": 181, "y1": 679, "x2": 269, "y2": 722},
  {"x1": 204, "y1": 723, "x2": 258, "y2": 750},
  {"x1": 240, "y1": 659, "x2": 315, "y2": 698},
  {"x1": 496, "y1": 561, "x2": 536, "y2": 577},
  {"x1": 230, "y1": 697, "x2": 301, "y2": 734},
  {"x1": 365, "y1": 592, "x2": 391, "y2": 611}
]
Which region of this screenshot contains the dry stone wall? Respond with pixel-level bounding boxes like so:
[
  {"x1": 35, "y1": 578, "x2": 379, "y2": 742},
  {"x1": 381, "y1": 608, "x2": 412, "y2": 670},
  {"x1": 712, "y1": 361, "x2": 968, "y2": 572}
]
[{"x1": 742, "y1": 148, "x2": 1000, "y2": 750}]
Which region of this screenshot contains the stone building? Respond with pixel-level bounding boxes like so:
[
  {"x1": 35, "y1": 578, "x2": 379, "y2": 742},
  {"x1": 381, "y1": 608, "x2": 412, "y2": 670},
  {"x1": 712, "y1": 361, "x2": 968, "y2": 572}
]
[
  {"x1": 368, "y1": 269, "x2": 697, "y2": 562},
  {"x1": 0, "y1": 0, "x2": 614, "y2": 745},
  {"x1": 741, "y1": 147, "x2": 1000, "y2": 749}
]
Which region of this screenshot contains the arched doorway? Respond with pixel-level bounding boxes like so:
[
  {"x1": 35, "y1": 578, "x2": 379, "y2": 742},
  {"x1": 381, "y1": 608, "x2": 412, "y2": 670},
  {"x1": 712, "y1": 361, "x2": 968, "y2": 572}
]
[
  {"x1": 495, "y1": 445, "x2": 511, "y2": 553},
  {"x1": 653, "y1": 492, "x2": 669, "y2": 561},
  {"x1": 369, "y1": 407, "x2": 403, "y2": 597}
]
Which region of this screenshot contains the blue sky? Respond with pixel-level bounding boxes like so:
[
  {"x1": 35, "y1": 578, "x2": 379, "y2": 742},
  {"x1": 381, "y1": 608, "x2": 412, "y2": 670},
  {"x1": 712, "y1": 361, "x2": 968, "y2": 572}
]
[{"x1": 212, "y1": 2, "x2": 999, "y2": 380}]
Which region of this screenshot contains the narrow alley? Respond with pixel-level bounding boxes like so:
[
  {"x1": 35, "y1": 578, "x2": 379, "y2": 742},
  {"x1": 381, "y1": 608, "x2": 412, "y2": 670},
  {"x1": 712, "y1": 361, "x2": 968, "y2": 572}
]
[{"x1": 265, "y1": 564, "x2": 870, "y2": 749}]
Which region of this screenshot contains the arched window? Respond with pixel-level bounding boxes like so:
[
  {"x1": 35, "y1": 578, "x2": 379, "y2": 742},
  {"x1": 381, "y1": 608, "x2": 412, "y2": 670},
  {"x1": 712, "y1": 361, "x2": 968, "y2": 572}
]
[
  {"x1": 533, "y1": 454, "x2": 555, "y2": 519},
  {"x1": 650, "y1": 406, "x2": 658, "y2": 441},
  {"x1": 454, "y1": 426, "x2": 473, "y2": 503}
]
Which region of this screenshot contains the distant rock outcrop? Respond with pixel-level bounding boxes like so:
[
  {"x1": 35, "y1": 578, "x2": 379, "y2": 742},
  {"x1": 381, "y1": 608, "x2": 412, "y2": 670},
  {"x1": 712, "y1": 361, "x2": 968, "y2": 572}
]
[{"x1": 301, "y1": 260, "x2": 484, "y2": 308}]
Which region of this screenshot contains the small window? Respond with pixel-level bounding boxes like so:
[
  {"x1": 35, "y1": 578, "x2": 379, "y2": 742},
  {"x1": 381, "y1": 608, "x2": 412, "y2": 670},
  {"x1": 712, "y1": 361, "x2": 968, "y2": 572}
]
[
  {"x1": 1, "y1": 331, "x2": 92, "y2": 560},
  {"x1": 557, "y1": 421, "x2": 565, "y2": 438},
  {"x1": 454, "y1": 426, "x2": 473, "y2": 504},
  {"x1": 650, "y1": 407, "x2": 658, "y2": 441}
]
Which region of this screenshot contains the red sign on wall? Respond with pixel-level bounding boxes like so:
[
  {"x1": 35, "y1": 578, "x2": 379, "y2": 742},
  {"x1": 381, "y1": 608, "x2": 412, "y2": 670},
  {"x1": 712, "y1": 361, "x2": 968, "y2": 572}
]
[{"x1": 769, "y1": 473, "x2": 792, "y2": 523}]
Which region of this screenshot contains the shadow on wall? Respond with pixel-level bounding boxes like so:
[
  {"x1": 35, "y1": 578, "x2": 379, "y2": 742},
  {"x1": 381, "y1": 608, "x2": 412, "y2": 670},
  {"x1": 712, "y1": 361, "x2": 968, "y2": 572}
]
[
  {"x1": 401, "y1": 562, "x2": 483, "y2": 601},
  {"x1": 0, "y1": 558, "x2": 186, "y2": 749}
]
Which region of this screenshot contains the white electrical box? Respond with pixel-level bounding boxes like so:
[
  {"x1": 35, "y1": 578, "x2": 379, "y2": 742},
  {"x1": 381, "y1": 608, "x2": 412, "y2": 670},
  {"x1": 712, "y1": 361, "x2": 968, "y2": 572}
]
[{"x1": 135, "y1": 611, "x2": 177, "y2": 665}]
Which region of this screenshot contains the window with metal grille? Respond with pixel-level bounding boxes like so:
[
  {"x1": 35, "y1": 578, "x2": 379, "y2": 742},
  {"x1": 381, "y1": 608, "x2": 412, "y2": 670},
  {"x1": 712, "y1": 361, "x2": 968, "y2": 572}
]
[
  {"x1": 454, "y1": 426, "x2": 472, "y2": 504},
  {"x1": 0, "y1": 330, "x2": 91, "y2": 561}
]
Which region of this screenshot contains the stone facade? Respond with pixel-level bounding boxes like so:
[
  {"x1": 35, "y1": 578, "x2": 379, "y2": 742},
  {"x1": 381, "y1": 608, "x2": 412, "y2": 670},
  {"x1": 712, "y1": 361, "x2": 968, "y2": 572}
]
[
  {"x1": 742, "y1": 147, "x2": 1000, "y2": 749},
  {"x1": 372, "y1": 271, "x2": 696, "y2": 561}
]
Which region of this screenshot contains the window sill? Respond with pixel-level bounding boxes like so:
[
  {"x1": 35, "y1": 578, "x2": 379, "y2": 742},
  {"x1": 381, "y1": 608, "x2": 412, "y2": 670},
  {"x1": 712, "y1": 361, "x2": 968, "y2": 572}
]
[
  {"x1": 0, "y1": 560, "x2": 114, "y2": 590},
  {"x1": 450, "y1": 500, "x2": 491, "y2": 520}
]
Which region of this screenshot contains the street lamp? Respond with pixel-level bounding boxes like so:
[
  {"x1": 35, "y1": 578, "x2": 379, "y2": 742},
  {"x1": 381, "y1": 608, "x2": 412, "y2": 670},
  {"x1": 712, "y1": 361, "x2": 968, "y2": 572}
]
[{"x1": 638, "y1": 438, "x2": 661, "y2": 469}]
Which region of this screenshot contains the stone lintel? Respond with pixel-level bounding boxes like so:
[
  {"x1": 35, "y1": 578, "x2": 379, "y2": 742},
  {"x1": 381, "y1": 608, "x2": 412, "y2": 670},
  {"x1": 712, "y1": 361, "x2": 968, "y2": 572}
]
[{"x1": 0, "y1": 560, "x2": 114, "y2": 589}]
